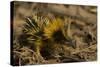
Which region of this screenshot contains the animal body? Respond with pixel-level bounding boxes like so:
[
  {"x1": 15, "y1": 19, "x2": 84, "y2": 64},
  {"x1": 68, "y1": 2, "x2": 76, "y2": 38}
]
[{"x1": 18, "y1": 16, "x2": 75, "y2": 59}]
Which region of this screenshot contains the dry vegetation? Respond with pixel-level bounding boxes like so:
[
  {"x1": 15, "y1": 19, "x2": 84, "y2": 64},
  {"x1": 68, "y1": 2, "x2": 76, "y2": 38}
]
[{"x1": 11, "y1": 1, "x2": 97, "y2": 66}]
